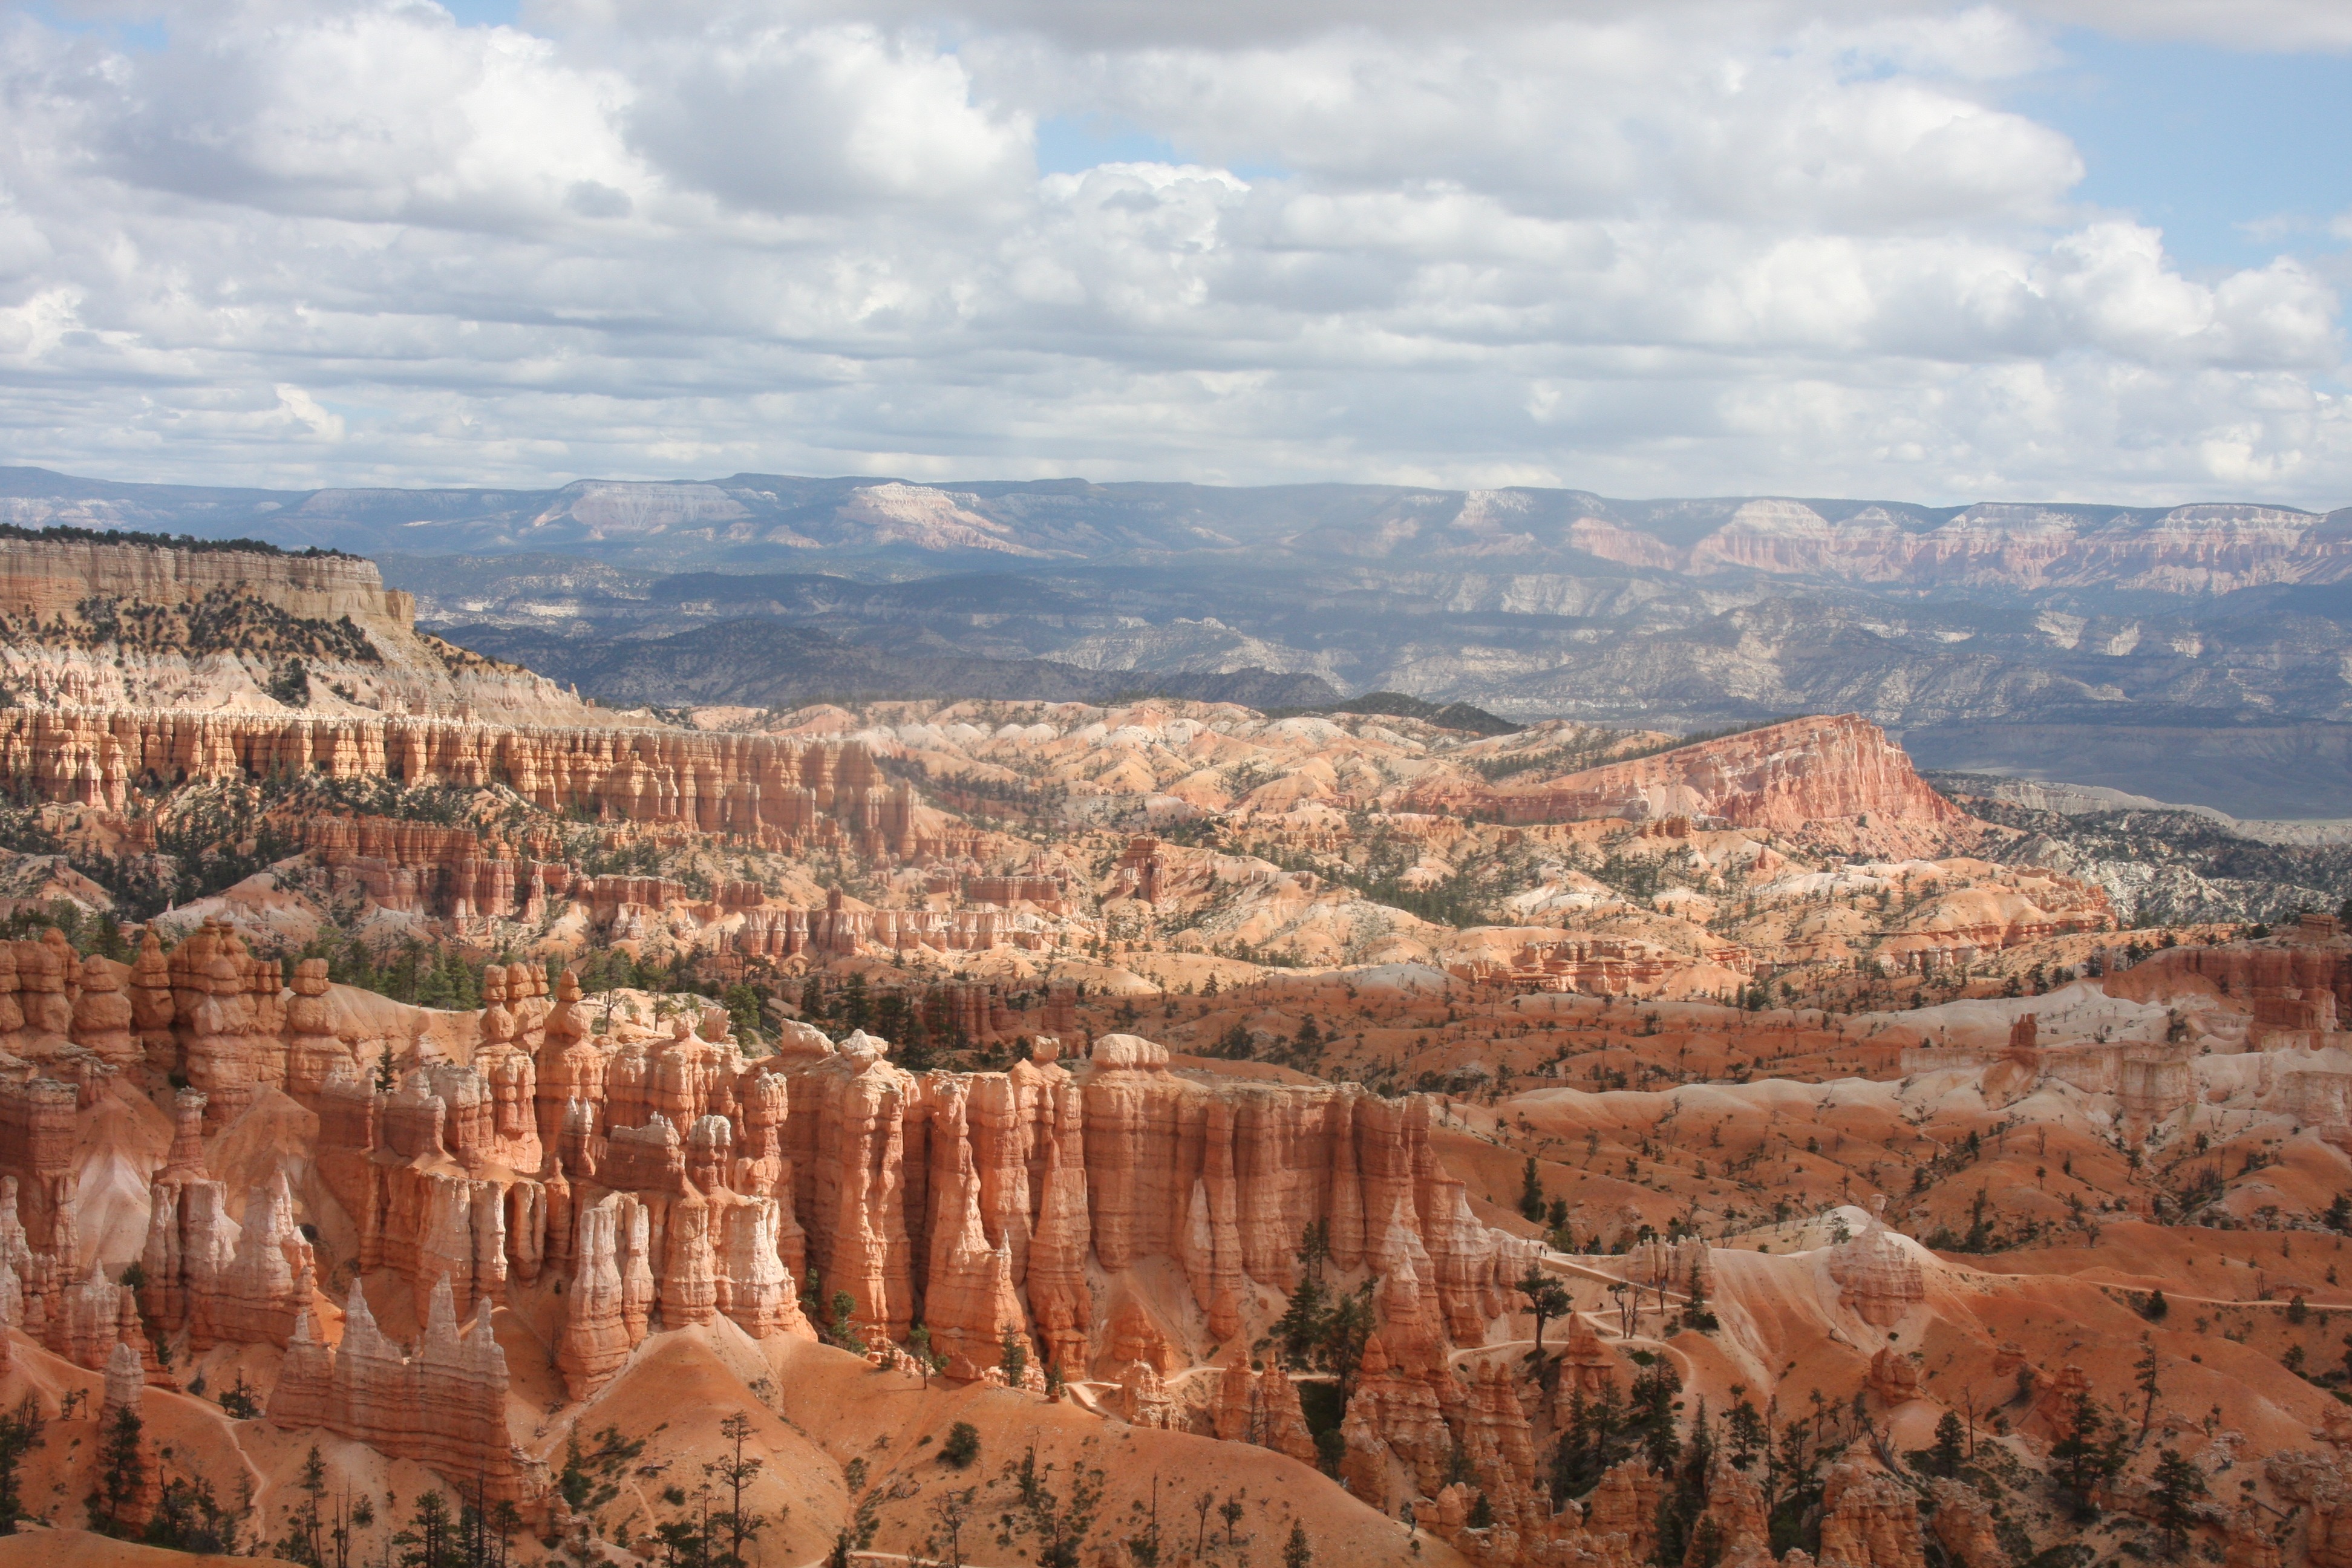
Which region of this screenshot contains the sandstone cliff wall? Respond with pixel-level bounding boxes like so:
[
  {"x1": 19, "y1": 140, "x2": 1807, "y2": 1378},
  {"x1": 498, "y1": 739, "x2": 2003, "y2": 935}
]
[
  {"x1": 0, "y1": 933, "x2": 1532, "y2": 1404},
  {"x1": 0, "y1": 535, "x2": 599, "y2": 719},
  {"x1": 0, "y1": 537, "x2": 411, "y2": 624},
  {"x1": 1418, "y1": 713, "x2": 1962, "y2": 830},
  {"x1": 0, "y1": 707, "x2": 913, "y2": 848}
]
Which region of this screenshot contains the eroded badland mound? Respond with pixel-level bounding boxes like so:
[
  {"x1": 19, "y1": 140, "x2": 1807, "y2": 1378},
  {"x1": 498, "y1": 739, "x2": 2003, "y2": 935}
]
[{"x1": 0, "y1": 526, "x2": 2344, "y2": 1566}]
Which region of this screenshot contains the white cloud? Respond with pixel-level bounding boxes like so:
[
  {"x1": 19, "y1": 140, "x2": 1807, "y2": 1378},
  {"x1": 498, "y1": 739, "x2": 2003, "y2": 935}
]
[
  {"x1": 625, "y1": 24, "x2": 1033, "y2": 216},
  {"x1": 0, "y1": 0, "x2": 2334, "y2": 506}
]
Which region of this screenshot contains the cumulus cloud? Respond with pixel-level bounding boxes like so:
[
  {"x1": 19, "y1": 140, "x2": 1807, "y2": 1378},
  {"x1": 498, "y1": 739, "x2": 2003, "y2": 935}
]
[{"x1": 0, "y1": 0, "x2": 2336, "y2": 504}]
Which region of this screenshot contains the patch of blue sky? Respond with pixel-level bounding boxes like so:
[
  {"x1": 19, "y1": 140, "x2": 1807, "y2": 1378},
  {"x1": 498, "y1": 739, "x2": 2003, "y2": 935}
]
[
  {"x1": 2010, "y1": 30, "x2": 2352, "y2": 276},
  {"x1": 1035, "y1": 114, "x2": 1287, "y2": 181},
  {"x1": 12, "y1": 4, "x2": 165, "y2": 50},
  {"x1": 436, "y1": 0, "x2": 523, "y2": 27},
  {"x1": 1036, "y1": 114, "x2": 1180, "y2": 174}
]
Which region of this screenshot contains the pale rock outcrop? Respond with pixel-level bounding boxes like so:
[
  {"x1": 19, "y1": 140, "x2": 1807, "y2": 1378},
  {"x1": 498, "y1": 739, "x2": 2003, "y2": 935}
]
[
  {"x1": 0, "y1": 939, "x2": 1545, "y2": 1456},
  {"x1": 1209, "y1": 1360, "x2": 1319, "y2": 1465},
  {"x1": 1829, "y1": 1209, "x2": 1925, "y2": 1330},
  {"x1": 1925, "y1": 1479, "x2": 2002, "y2": 1568},
  {"x1": 1687, "y1": 1460, "x2": 1774, "y2": 1568},
  {"x1": 269, "y1": 1305, "x2": 334, "y2": 1429},
  {"x1": 714, "y1": 1199, "x2": 809, "y2": 1339},
  {"x1": 140, "y1": 1165, "x2": 315, "y2": 1353},
  {"x1": 1866, "y1": 1346, "x2": 1924, "y2": 1406},
  {"x1": 93, "y1": 1339, "x2": 158, "y2": 1534},
  {"x1": 0, "y1": 706, "x2": 898, "y2": 848},
  {"x1": 923, "y1": 1082, "x2": 1030, "y2": 1367},
  {"x1": 319, "y1": 1277, "x2": 538, "y2": 1505},
  {"x1": 70, "y1": 953, "x2": 137, "y2": 1067},
  {"x1": 557, "y1": 1197, "x2": 635, "y2": 1400},
  {"x1": 1339, "y1": 1333, "x2": 1455, "y2": 1501},
  {"x1": 1417, "y1": 714, "x2": 1964, "y2": 831},
  {"x1": 100, "y1": 1338, "x2": 144, "y2": 1426},
  {"x1": 1814, "y1": 1465, "x2": 1927, "y2": 1568},
  {"x1": 1117, "y1": 1361, "x2": 1177, "y2": 1428}
]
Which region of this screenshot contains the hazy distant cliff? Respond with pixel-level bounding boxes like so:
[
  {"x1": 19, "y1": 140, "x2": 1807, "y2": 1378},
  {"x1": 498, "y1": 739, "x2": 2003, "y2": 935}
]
[{"x1": 0, "y1": 531, "x2": 607, "y2": 722}]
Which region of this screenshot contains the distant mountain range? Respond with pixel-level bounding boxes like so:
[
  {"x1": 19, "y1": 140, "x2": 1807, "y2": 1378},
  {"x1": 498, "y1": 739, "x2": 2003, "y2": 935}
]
[
  {"x1": 4, "y1": 464, "x2": 2348, "y2": 590},
  {"x1": 10, "y1": 463, "x2": 2352, "y2": 815}
]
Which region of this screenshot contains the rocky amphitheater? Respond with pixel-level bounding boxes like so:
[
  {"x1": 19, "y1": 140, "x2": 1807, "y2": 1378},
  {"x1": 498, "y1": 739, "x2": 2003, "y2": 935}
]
[{"x1": 0, "y1": 531, "x2": 2345, "y2": 1567}]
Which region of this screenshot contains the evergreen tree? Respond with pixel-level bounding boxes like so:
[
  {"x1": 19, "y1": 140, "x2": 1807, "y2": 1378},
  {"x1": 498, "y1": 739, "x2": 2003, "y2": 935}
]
[
  {"x1": 941, "y1": 1422, "x2": 980, "y2": 1469},
  {"x1": 1631, "y1": 1361, "x2": 1685, "y2": 1475},
  {"x1": 1282, "y1": 1519, "x2": 1312, "y2": 1568},
  {"x1": 1518, "y1": 1157, "x2": 1546, "y2": 1221},
  {"x1": 2050, "y1": 1392, "x2": 2125, "y2": 1516},
  {"x1": 276, "y1": 1445, "x2": 328, "y2": 1566},
  {"x1": 704, "y1": 1412, "x2": 768, "y2": 1568},
  {"x1": 827, "y1": 1290, "x2": 866, "y2": 1354},
  {"x1": 1272, "y1": 1223, "x2": 1332, "y2": 1369},
  {"x1": 1553, "y1": 1386, "x2": 1633, "y2": 1501},
  {"x1": 1517, "y1": 1267, "x2": 1571, "y2": 1354},
  {"x1": 1725, "y1": 1395, "x2": 1768, "y2": 1472},
  {"x1": 907, "y1": 1324, "x2": 939, "y2": 1390},
  {"x1": 1926, "y1": 1412, "x2": 1965, "y2": 1478},
  {"x1": 2152, "y1": 1448, "x2": 2209, "y2": 1557},
  {"x1": 999, "y1": 1326, "x2": 1030, "y2": 1387},
  {"x1": 1682, "y1": 1256, "x2": 1718, "y2": 1331},
  {"x1": 146, "y1": 1471, "x2": 239, "y2": 1555},
  {"x1": 392, "y1": 1489, "x2": 454, "y2": 1568},
  {"x1": 1322, "y1": 1282, "x2": 1377, "y2": 1400},
  {"x1": 87, "y1": 1402, "x2": 145, "y2": 1537},
  {"x1": 2136, "y1": 1334, "x2": 2163, "y2": 1436},
  {"x1": 0, "y1": 1393, "x2": 45, "y2": 1534},
  {"x1": 1654, "y1": 1398, "x2": 1714, "y2": 1567}
]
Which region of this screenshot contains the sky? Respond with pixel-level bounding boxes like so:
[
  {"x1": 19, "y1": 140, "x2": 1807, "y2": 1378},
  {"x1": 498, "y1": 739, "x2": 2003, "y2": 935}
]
[{"x1": 0, "y1": 0, "x2": 2345, "y2": 506}]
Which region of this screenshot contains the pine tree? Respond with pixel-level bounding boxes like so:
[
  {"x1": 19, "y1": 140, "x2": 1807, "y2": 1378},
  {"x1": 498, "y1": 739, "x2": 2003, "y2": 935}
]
[
  {"x1": 2152, "y1": 1448, "x2": 2209, "y2": 1557},
  {"x1": 999, "y1": 1326, "x2": 1030, "y2": 1387},
  {"x1": 827, "y1": 1290, "x2": 865, "y2": 1354},
  {"x1": 87, "y1": 1402, "x2": 145, "y2": 1537},
  {"x1": 2050, "y1": 1391, "x2": 2124, "y2": 1515},
  {"x1": 393, "y1": 1489, "x2": 453, "y2": 1568},
  {"x1": 704, "y1": 1412, "x2": 768, "y2": 1568},
  {"x1": 1273, "y1": 1224, "x2": 1331, "y2": 1368},
  {"x1": 2136, "y1": 1334, "x2": 2163, "y2": 1436},
  {"x1": 1682, "y1": 1255, "x2": 1718, "y2": 1331},
  {"x1": 941, "y1": 1422, "x2": 980, "y2": 1469},
  {"x1": 1282, "y1": 1518, "x2": 1313, "y2": 1568},
  {"x1": 1322, "y1": 1282, "x2": 1377, "y2": 1400},
  {"x1": 146, "y1": 1471, "x2": 239, "y2": 1554},
  {"x1": 1517, "y1": 1267, "x2": 1571, "y2": 1354},
  {"x1": 1927, "y1": 1411, "x2": 1965, "y2": 1478},
  {"x1": 907, "y1": 1324, "x2": 938, "y2": 1390},
  {"x1": 276, "y1": 1445, "x2": 328, "y2": 1566},
  {"x1": 0, "y1": 1393, "x2": 45, "y2": 1535},
  {"x1": 1518, "y1": 1157, "x2": 1546, "y2": 1220}
]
